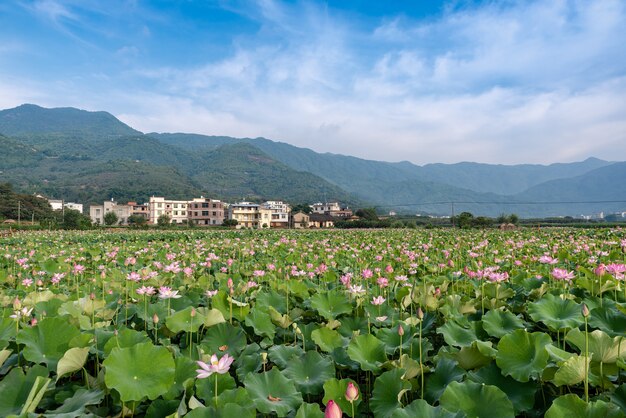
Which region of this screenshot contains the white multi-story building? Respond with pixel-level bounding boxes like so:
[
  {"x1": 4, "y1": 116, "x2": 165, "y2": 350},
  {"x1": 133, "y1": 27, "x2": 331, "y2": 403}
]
[
  {"x1": 48, "y1": 199, "x2": 84, "y2": 214},
  {"x1": 312, "y1": 202, "x2": 341, "y2": 214},
  {"x1": 260, "y1": 201, "x2": 291, "y2": 228},
  {"x1": 148, "y1": 197, "x2": 189, "y2": 224}
]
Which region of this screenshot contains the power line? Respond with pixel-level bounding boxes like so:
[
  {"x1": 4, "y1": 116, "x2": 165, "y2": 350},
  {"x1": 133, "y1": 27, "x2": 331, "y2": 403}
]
[{"x1": 373, "y1": 199, "x2": 626, "y2": 208}]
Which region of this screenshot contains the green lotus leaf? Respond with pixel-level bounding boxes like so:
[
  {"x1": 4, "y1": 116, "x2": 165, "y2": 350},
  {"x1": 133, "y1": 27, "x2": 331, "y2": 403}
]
[
  {"x1": 322, "y1": 378, "x2": 362, "y2": 418},
  {"x1": 196, "y1": 307, "x2": 226, "y2": 328},
  {"x1": 311, "y1": 327, "x2": 345, "y2": 352},
  {"x1": 164, "y1": 355, "x2": 198, "y2": 399},
  {"x1": 56, "y1": 346, "x2": 89, "y2": 381},
  {"x1": 347, "y1": 333, "x2": 388, "y2": 373},
  {"x1": 145, "y1": 399, "x2": 179, "y2": 418},
  {"x1": 311, "y1": 290, "x2": 353, "y2": 320},
  {"x1": 437, "y1": 320, "x2": 485, "y2": 347},
  {"x1": 0, "y1": 349, "x2": 11, "y2": 368},
  {"x1": 546, "y1": 343, "x2": 577, "y2": 362},
  {"x1": 256, "y1": 290, "x2": 287, "y2": 314},
  {"x1": 527, "y1": 294, "x2": 583, "y2": 331},
  {"x1": 0, "y1": 318, "x2": 17, "y2": 348},
  {"x1": 609, "y1": 384, "x2": 626, "y2": 415},
  {"x1": 16, "y1": 316, "x2": 81, "y2": 370},
  {"x1": 245, "y1": 307, "x2": 276, "y2": 339},
  {"x1": 234, "y1": 342, "x2": 263, "y2": 380},
  {"x1": 45, "y1": 388, "x2": 105, "y2": 417},
  {"x1": 566, "y1": 328, "x2": 626, "y2": 363},
  {"x1": 244, "y1": 367, "x2": 303, "y2": 417},
  {"x1": 201, "y1": 322, "x2": 247, "y2": 357},
  {"x1": 282, "y1": 350, "x2": 335, "y2": 395},
  {"x1": 553, "y1": 354, "x2": 590, "y2": 386},
  {"x1": 0, "y1": 365, "x2": 48, "y2": 417},
  {"x1": 496, "y1": 329, "x2": 551, "y2": 382},
  {"x1": 468, "y1": 362, "x2": 538, "y2": 413},
  {"x1": 103, "y1": 341, "x2": 175, "y2": 402},
  {"x1": 370, "y1": 369, "x2": 412, "y2": 418},
  {"x1": 103, "y1": 328, "x2": 150, "y2": 356},
  {"x1": 212, "y1": 291, "x2": 250, "y2": 322},
  {"x1": 454, "y1": 344, "x2": 494, "y2": 370},
  {"x1": 424, "y1": 358, "x2": 465, "y2": 404},
  {"x1": 195, "y1": 372, "x2": 236, "y2": 404},
  {"x1": 589, "y1": 306, "x2": 626, "y2": 337},
  {"x1": 165, "y1": 306, "x2": 205, "y2": 333},
  {"x1": 186, "y1": 403, "x2": 255, "y2": 418},
  {"x1": 391, "y1": 399, "x2": 463, "y2": 418},
  {"x1": 545, "y1": 394, "x2": 625, "y2": 418},
  {"x1": 268, "y1": 306, "x2": 293, "y2": 328},
  {"x1": 376, "y1": 323, "x2": 413, "y2": 355},
  {"x1": 268, "y1": 345, "x2": 305, "y2": 369},
  {"x1": 295, "y1": 402, "x2": 325, "y2": 418},
  {"x1": 482, "y1": 309, "x2": 525, "y2": 338},
  {"x1": 440, "y1": 380, "x2": 515, "y2": 418}
]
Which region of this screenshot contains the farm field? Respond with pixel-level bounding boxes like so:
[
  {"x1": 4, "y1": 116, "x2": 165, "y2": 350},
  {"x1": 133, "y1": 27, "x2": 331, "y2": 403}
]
[{"x1": 1, "y1": 228, "x2": 626, "y2": 417}]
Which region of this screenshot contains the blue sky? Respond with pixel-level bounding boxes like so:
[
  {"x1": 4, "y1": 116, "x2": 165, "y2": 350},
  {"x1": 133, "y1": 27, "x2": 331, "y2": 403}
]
[{"x1": 1, "y1": 0, "x2": 625, "y2": 164}]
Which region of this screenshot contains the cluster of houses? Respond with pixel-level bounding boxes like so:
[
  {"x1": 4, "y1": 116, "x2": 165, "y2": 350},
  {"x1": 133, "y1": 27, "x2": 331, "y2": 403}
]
[{"x1": 88, "y1": 197, "x2": 354, "y2": 229}]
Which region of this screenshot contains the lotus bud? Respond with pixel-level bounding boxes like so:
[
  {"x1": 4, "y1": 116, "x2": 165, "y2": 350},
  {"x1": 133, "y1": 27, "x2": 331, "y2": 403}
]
[
  {"x1": 153, "y1": 313, "x2": 160, "y2": 324},
  {"x1": 345, "y1": 382, "x2": 359, "y2": 402},
  {"x1": 398, "y1": 324, "x2": 404, "y2": 336},
  {"x1": 90, "y1": 292, "x2": 95, "y2": 300},
  {"x1": 191, "y1": 307, "x2": 196, "y2": 317},
  {"x1": 30, "y1": 317, "x2": 38, "y2": 326},
  {"x1": 417, "y1": 307, "x2": 424, "y2": 320},
  {"x1": 13, "y1": 297, "x2": 21, "y2": 310},
  {"x1": 324, "y1": 400, "x2": 342, "y2": 418},
  {"x1": 582, "y1": 303, "x2": 590, "y2": 318}
]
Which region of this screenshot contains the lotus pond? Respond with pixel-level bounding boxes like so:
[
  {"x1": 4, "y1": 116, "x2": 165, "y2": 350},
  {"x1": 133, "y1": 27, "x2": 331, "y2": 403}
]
[{"x1": 1, "y1": 228, "x2": 626, "y2": 417}]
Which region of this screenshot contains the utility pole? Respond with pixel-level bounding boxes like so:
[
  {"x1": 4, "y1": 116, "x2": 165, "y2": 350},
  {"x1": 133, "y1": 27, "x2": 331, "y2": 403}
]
[
  {"x1": 451, "y1": 202, "x2": 455, "y2": 228},
  {"x1": 17, "y1": 200, "x2": 21, "y2": 225}
]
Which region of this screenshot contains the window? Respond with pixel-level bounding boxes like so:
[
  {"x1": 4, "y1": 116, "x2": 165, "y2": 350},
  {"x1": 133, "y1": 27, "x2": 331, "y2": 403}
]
[
  {"x1": 194, "y1": 211, "x2": 198, "y2": 216},
  {"x1": 202, "y1": 203, "x2": 209, "y2": 208},
  {"x1": 182, "y1": 211, "x2": 186, "y2": 216},
  {"x1": 174, "y1": 211, "x2": 178, "y2": 216},
  {"x1": 212, "y1": 211, "x2": 216, "y2": 216},
  {"x1": 158, "y1": 203, "x2": 162, "y2": 208},
  {"x1": 202, "y1": 211, "x2": 209, "y2": 216},
  {"x1": 212, "y1": 204, "x2": 217, "y2": 208}
]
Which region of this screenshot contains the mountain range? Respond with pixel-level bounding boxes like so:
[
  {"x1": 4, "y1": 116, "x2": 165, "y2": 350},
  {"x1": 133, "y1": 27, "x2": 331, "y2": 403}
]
[{"x1": 0, "y1": 104, "x2": 623, "y2": 218}]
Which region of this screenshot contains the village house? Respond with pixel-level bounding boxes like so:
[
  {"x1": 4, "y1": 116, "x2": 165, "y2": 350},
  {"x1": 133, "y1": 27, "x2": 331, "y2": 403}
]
[
  {"x1": 260, "y1": 201, "x2": 291, "y2": 228},
  {"x1": 188, "y1": 197, "x2": 225, "y2": 226},
  {"x1": 228, "y1": 202, "x2": 261, "y2": 228},
  {"x1": 47, "y1": 198, "x2": 84, "y2": 214},
  {"x1": 89, "y1": 200, "x2": 131, "y2": 225},
  {"x1": 311, "y1": 201, "x2": 353, "y2": 218},
  {"x1": 148, "y1": 197, "x2": 188, "y2": 224}
]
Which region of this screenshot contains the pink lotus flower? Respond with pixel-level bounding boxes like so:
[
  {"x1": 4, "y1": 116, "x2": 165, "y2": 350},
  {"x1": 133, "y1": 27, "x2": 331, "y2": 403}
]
[
  {"x1": 539, "y1": 255, "x2": 558, "y2": 264},
  {"x1": 371, "y1": 296, "x2": 385, "y2": 306},
  {"x1": 196, "y1": 353, "x2": 234, "y2": 379},
  {"x1": 345, "y1": 382, "x2": 359, "y2": 402},
  {"x1": 325, "y1": 400, "x2": 342, "y2": 418},
  {"x1": 205, "y1": 289, "x2": 218, "y2": 298},
  {"x1": 73, "y1": 264, "x2": 85, "y2": 274},
  {"x1": 551, "y1": 268, "x2": 575, "y2": 281},
  {"x1": 158, "y1": 286, "x2": 181, "y2": 299}
]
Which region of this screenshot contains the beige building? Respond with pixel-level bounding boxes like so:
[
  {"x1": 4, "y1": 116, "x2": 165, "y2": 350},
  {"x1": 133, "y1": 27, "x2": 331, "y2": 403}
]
[
  {"x1": 228, "y1": 202, "x2": 261, "y2": 228},
  {"x1": 148, "y1": 197, "x2": 188, "y2": 224},
  {"x1": 89, "y1": 200, "x2": 131, "y2": 225},
  {"x1": 260, "y1": 201, "x2": 290, "y2": 228}
]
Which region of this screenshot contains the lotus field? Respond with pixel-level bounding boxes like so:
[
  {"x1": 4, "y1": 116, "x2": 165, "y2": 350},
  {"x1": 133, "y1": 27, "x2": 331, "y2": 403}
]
[{"x1": 2, "y1": 228, "x2": 626, "y2": 417}]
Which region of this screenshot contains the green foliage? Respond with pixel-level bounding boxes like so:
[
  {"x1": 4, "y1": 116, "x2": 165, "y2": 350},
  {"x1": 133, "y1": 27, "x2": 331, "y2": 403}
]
[{"x1": 103, "y1": 211, "x2": 119, "y2": 226}]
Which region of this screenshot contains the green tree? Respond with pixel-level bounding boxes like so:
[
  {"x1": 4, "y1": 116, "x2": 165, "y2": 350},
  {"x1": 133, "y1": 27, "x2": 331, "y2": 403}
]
[
  {"x1": 456, "y1": 212, "x2": 474, "y2": 229},
  {"x1": 509, "y1": 213, "x2": 519, "y2": 225},
  {"x1": 60, "y1": 209, "x2": 92, "y2": 230},
  {"x1": 104, "y1": 211, "x2": 119, "y2": 226},
  {"x1": 291, "y1": 203, "x2": 312, "y2": 214},
  {"x1": 157, "y1": 214, "x2": 171, "y2": 226},
  {"x1": 128, "y1": 214, "x2": 147, "y2": 226},
  {"x1": 355, "y1": 207, "x2": 379, "y2": 221},
  {"x1": 222, "y1": 219, "x2": 238, "y2": 227}
]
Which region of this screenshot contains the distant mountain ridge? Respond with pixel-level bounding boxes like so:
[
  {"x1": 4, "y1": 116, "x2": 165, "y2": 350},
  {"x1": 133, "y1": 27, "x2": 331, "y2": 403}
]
[{"x1": 0, "y1": 104, "x2": 623, "y2": 217}]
